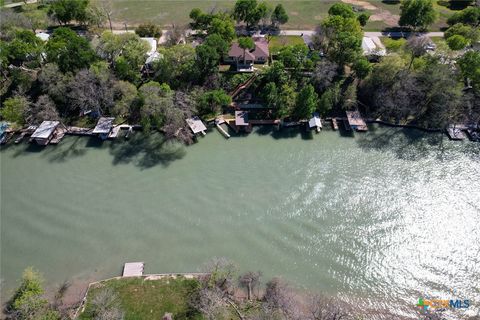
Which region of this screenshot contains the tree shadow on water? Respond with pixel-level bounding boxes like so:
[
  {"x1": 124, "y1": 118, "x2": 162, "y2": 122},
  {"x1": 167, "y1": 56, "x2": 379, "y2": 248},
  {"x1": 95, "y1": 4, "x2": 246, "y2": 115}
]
[
  {"x1": 108, "y1": 132, "x2": 186, "y2": 169},
  {"x1": 45, "y1": 137, "x2": 88, "y2": 162},
  {"x1": 355, "y1": 126, "x2": 451, "y2": 161}
]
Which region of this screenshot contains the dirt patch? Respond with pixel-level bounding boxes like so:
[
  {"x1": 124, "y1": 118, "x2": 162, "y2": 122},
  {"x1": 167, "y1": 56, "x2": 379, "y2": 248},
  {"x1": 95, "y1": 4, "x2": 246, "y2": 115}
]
[
  {"x1": 371, "y1": 11, "x2": 400, "y2": 26},
  {"x1": 341, "y1": 0, "x2": 399, "y2": 27},
  {"x1": 341, "y1": 0, "x2": 377, "y2": 11}
]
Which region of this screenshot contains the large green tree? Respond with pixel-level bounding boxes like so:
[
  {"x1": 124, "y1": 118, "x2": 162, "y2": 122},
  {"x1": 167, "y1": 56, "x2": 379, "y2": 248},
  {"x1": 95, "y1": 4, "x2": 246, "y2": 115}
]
[
  {"x1": 458, "y1": 51, "x2": 480, "y2": 90},
  {"x1": 233, "y1": 0, "x2": 258, "y2": 28},
  {"x1": 4, "y1": 29, "x2": 43, "y2": 66},
  {"x1": 399, "y1": 0, "x2": 436, "y2": 31},
  {"x1": 46, "y1": 27, "x2": 96, "y2": 72},
  {"x1": 197, "y1": 90, "x2": 231, "y2": 116},
  {"x1": 271, "y1": 4, "x2": 288, "y2": 28},
  {"x1": 318, "y1": 14, "x2": 363, "y2": 66},
  {"x1": 48, "y1": 0, "x2": 89, "y2": 25},
  {"x1": 293, "y1": 84, "x2": 318, "y2": 119},
  {"x1": 1, "y1": 96, "x2": 29, "y2": 125}
]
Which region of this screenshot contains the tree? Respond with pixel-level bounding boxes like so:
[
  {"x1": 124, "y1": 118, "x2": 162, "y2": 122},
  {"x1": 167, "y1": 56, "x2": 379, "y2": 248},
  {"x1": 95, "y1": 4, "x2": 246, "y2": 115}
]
[
  {"x1": 406, "y1": 35, "x2": 430, "y2": 68},
  {"x1": 263, "y1": 278, "x2": 299, "y2": 320},
  {"x1": 357, "y1": 12, "x2": 371, "y2": 27},
  {"x1": 153, "y1": 45, "x2": 198, "y2": 88},
  {"x1": 38, "y1": 63, "x2": 72, "y2": 108},
  {"x1": 256, "y1": 2, "x2": 271, "y2": 28},
  {"x1": 317, "y1": 14, "x2": 363, "y2": 66},
  {"x1": 138, "y1": 81, "x2": 173, "y2": 131},
  {"x1": 26, "y1": 95, "x2": 60, "y2": 125},
  {"x1": 328, "y1": 3, "x2": 356, "y2": 19},
  {"x1": 446, "y1": 34, "x2": 469, "y2": 50},
  {"x1": 195, "y1": 44, "x2": 220, "y2": 80},
  {"x1": 113, "y1": 36, "x2": 149, "y2": 83},
  {"x1": 204, "y1": 34, "x2": 229, "y2": 57},
  {"x1": 197, "y1": 90, "x2": 231, "y2": 116},
  {"x1": 293, "y1": 84, "x2": 318, "y2": 119},
  {"x1": 7, "y1": 267, "x2": 60, "y2": 320},
  {"x1": 233, "y1": 0, "x2": 258, "y2": 28},
  {"x1": 238, "y1": 271, "x2": 261, "y2": 300},
  {"x1": 353, "y1": 56, "x2": 372, "y2": 79},
  {"x1": 4, "y1": 29, "x2": 43, "y2": 66},
  {"x1": 399, "y1": 0, "x2": 436, "y2": 31},
  {"x1": 271, "y1": 4, "x2": 288, "y2": 28},
  {"x1": 444, "y1": 23, "x2": 479, "y2": 46},
  {"x1": 67, "y1": 68, "x2": 114, "y2": 116},
  {"x1": 89, "y1": 288, "x2": 124, "y2": 320},
  {"x1": 135, "y1": 22, "x2": 162, "y2": 38},
  {"x1": 1, "y1": 95, "x2": 29, "y2": 125},
  {"x1": 277, "y1": 44, "x2": 310, "y2": 69},
  {"x1": 458, "y1": 51, "x2": 480, "y2": 90},
  {"x1": 46, "y1": 27, "x2": 96, "y2": 72},
  {"x1": 207, "y1": 15, "x2": 236, "y2": 42},
  {"x1": 447, "y1": 7, "x2": 480, "y2": 26},
  {"x1": 48, "y1": 0, "x2": 89, "y2": 25},
  {"x1": 112, "y1": 81, "x2": 138, "y2": 118},
  {"x1": 238, "y1": 37, "x2": 255, "y2": 65},
  {"x1": 312, "y1": 60, "x2": 339, "y2": 92}
]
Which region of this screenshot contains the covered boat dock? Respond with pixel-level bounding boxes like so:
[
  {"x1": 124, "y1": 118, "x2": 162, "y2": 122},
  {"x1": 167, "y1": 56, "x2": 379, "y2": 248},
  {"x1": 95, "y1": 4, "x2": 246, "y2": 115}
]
[
  {"x1": 346, "y1": 111, "x2": 368, "y2": 131},
  {"x1": 30, "y1": 121, "x2": 60, "y2": 145},
  {"x1": 186, "y1": 116, "x2": 207, "y2": 136},
  {"x1": 93, "y1": 117, "x2": 115, "y2": 139},
  {"x1": 309, "y1": 113, "x2": 322, "y2": 133}
]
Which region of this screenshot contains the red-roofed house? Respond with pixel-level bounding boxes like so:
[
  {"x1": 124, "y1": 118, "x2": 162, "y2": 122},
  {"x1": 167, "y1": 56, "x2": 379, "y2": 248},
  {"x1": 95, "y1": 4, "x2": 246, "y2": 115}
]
[{"x1": 225, "y1": 37, "x2": 269, "y2": 71}]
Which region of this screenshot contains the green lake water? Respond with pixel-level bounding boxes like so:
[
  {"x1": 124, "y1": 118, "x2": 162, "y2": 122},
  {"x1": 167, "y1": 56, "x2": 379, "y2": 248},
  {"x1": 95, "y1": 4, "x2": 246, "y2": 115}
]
[{"x1": 1, "y1": 125, "x2": 479, "y2": 318}]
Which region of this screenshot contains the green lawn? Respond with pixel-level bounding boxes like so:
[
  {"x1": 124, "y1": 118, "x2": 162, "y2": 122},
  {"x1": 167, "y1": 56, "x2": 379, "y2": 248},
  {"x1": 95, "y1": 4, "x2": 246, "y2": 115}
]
[
  {"x1": 269, "y1": 35, "x2": 306, "y2": 54},
  {"x1": 103, "y1": 0, "x2": 463, "y2": 31},
  {"x1": 79, "y1": 277, "x2": 203, "y2": 320}
]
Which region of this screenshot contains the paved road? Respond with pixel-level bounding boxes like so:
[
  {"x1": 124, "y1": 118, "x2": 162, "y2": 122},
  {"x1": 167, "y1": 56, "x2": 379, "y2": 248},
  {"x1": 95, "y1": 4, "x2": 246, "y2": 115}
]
[{"x1": 3, "y1": 0, "x2": 37, "y2": 8}]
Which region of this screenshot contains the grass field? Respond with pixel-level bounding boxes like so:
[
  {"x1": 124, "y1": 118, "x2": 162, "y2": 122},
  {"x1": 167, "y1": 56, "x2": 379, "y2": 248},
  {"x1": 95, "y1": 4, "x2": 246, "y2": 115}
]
[
  {"x1": 103, "y1": 0, "x2": 463, "y2": 31},
  {"x1": 269, "y1": 35, "x2": 306, "y2": 54},
  {"x1": 80, "y1": 277, "x2": 203, "y2": 320}
]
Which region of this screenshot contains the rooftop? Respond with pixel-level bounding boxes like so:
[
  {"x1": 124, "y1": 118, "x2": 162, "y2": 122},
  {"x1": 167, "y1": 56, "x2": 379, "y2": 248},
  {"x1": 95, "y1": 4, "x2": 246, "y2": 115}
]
[
  {"x1": 309, "y1": 113, "x2": 322, "y2": 128},
  {"x1": 235, "y1": 111, "x2": 249, "y2": 126},
  {"x1": 228, "y1": 37, "x2": 269, "y2": 60},
  {"x1": 92, "y1": 117, "x2": 115, "y2": 134},
  {"x1": 141, "y1": 37, "x2": 158, "y2": 56},
  {"x1": 31, "y1": 121, "x2": 60, "y2": 139},
  {"x1": 186, "y1": 116, "x2": 207, "y2": 134}
]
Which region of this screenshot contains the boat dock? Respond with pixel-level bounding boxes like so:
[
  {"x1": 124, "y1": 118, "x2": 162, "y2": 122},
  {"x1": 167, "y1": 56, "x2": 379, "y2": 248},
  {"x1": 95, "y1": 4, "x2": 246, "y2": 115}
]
[
  {"x1": 122, "y1": 262, "x2": 145, "y2": 277},
  {"x1": 446, "y1": 126, "x2": 466, "y2": 140},
  {"x1": 346, "y1": 111, "x2": 368, "y2": 131},
  {"x1": 331, "y1": 118, "x2": 339, "y2": 130},
  {"x1": 215, "y1": 117, "x2": 231, "y2": 139}
]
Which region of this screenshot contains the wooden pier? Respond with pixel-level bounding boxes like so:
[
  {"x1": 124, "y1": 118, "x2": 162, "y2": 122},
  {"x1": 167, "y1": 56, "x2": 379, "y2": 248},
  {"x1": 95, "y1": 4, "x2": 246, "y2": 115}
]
[
  {"x1": 215, "y1": 117, "x2": 231, "y2": 139},
  {"x1": 331, "y1": 118, "x2": 339, "y2": 130},
  {"x1": 123, "y1": 262, "x2": 145, "y2": 277}
]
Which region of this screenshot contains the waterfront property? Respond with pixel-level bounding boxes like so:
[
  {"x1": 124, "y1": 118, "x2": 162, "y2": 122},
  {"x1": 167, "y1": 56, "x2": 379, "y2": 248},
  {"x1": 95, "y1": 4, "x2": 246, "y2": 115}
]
[
  {"x1": 346, "y1": 111, "x2": 368, "y2": 132},
  {"x1": 309, "y1": 113, "x2": 322, "y2": 133},
  {"x1": 92, "y1": 117, "x2": 115, "y2": 140},
  {"x1": 30, "y1": 121, "x2": 60, "y2": 145},
  {"x1": 186, "y1": 116, "x2": 207, "y2": 136},
  {"x1": 225, "y1": 37, "x2": 269, "y2": 71}
]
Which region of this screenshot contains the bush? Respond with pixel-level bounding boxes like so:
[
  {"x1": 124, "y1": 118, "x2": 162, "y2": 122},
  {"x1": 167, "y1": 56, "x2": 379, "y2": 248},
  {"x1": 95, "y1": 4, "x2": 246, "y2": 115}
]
[
  {"x1": 135, "y1": 22, "x2": 162, "y2": 38},
  {"x1": 383, "y1": 38, "x2": 406, "y2": 52}
]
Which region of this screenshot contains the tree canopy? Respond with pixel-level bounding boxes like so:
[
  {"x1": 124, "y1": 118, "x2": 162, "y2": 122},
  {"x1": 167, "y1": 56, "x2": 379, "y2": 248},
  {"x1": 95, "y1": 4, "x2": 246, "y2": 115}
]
[{"x1": 399, "y1": 0, "x2": 436, "y2": 30}]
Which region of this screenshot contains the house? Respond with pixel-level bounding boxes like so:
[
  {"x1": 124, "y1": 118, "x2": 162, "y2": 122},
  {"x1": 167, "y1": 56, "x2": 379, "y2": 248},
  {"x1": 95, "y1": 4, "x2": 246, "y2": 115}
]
[
  {"x1": 92, "y1": 117, "x2": 115, "y2": 140},
  {"x1": 225, "y1": 37, "x2": 269, "y2": 71},
  {"x1": 30, "y1": 121, "x2": 60, "y2": 145},
  {"x1": 186, "y1": 116, "x2": 207, "y2": 136},
  {"x1": 140, "y1": 37, "x2": 162, "y2": 68},
  {"x1": 362, "y1": 36, "x2": 386, "y2": 57},
  {"x1": 308, "y1": 113, "x2": 322, "y2": 133}
]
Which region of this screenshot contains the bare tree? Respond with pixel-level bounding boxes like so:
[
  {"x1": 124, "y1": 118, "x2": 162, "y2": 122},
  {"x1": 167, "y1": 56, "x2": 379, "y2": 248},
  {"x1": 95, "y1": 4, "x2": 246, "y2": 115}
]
[
  {"x1": 201, "y1": 257, "x2": 238, "y2": 295},
  {"x1": 313, "y1": 60, "x2": 339, "y2": 93},
  {"x1": 238, "y1": 271, "x2": 261, "y2": 300},
  {"x1": 90, "y1": 288, "x2": 124, "y2": 320},
  {"x1": 306, "y1": 295, "x2": 352, "y2": 320},
  {"x1": 99, "y1": 0, "x2": 114, "y2": 32},
  {"x1": 166, "y1": 24, "x2": 186, "y2": 46},
  {"x1": 263, "y1": 277, "x2": 300, "y2": 320},
  {"x1": 406, "y1": 35, "x2": 430, "y2": 69},
  {"x1": 190, "y1": 287, "x2": 227, "y2": 320},
  {"x1": 26, "y1": 95, "x2": 60, "y2": 125}
]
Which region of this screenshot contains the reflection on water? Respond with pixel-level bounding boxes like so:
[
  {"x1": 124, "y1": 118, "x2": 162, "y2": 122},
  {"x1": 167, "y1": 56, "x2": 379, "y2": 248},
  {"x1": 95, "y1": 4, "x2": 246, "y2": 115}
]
[{"x1": 1, "y1": 125, "x2": 479, "y2": 319}]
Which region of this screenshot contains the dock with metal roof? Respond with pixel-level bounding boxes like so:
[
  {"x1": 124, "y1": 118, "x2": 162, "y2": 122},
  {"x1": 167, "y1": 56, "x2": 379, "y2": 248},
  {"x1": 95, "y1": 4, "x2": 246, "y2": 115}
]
[
  {"x1": 186, "y1": 116, "x2": 207, "y2": 136},
  {"x1": 346, "y1": 111, "x2": 368, "y2": 131}
]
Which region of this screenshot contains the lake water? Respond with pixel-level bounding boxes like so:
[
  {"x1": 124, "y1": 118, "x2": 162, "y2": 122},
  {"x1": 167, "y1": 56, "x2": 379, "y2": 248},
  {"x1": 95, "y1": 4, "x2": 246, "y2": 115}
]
[{"x1": 1, "y1": 125, "x2": 479, "y2": 318}]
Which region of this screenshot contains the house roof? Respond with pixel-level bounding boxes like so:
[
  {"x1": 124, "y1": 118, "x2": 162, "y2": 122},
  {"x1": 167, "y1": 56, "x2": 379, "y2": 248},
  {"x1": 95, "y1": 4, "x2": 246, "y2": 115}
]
[
  {"x1": 31, "y1": 121, "x2": 59, "y2": 139},
  {"x1": 228, "y1": 37, "x2": 269, "y2": 60},
  {"x1": 235, "y1": 111, "x2": 249, "y2": 126},
  {"x1": 92, "y1": 117, "x2": 115, "y2": 134},
  {"x1": 140, "y1": 37, "x2": 157, "y2": 56},
  {"x1": 186, "y1": 116, "x2": 207, "y2": 134},
  {"x1": 36, "y1": 32, "x2": 50, "y2": 41},
  {"x1": 309, "y1": 113, "x2": 322, "y2": 128}
]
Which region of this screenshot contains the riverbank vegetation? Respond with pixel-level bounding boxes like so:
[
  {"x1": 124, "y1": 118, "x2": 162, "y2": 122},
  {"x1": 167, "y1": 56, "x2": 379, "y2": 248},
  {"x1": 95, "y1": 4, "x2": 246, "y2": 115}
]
[
  {"x1": 1, "y1": 0, "x2": 479, "y2": 146},
  {"x1": 5, "y1": 260, "x2": 453, "y2": 320}
]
